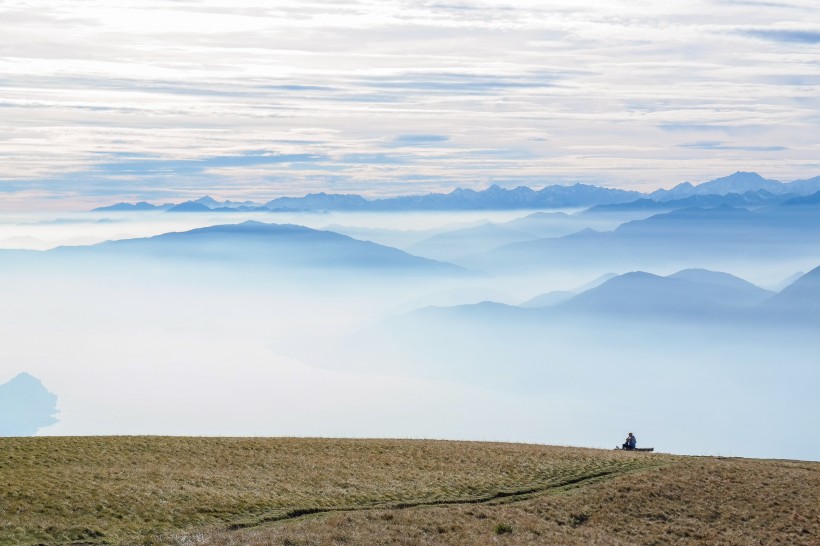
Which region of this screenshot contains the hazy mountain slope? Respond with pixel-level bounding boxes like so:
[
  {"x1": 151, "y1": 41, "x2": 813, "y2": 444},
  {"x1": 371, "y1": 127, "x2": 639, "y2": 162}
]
[
  {"x1": 372, "y1": 269, "x2": 780, "y2": 334},
  {"x1": 587, "y1": 189, "x2": 789, "y2": 214},
  {"x1": 262, "y1": 184, "x2": 642, "y2": 211},
  {"x1": 365, "y1": 184, "x2": 642, "y2": 211},
  {"x1": 767, "y1": 270, "x2": 805, "y2": 292},
  {"x1": 519, "y1": 290, "x2": 576, "y2": 308},
  {"x1": 460, "y1": 203, "x2": 820, "y2": 272},
  {"x1": 649, "y1": 172, "x2": 820, "y2": 201},
  {"x1": 97, "y1": 184, "x2": 643, "y2": 213},
  {"x1": 92, "y1": 201, "x2": 169, "y2": 211},
  {"x1": 90, "y1": 172, "x2": 820, "y2": 213},
  {"x1": 520, "y1": 273, "x2": 618, "y2": 308},
  {"x1": 503, "y1": 209, "x2": 651, "y2": 238},
  {"x1": 44, "y1": 221, "x2": 471, "y2": 275},
  {"x1": 758, "y1": 265, "x2": 820, "y2": 321},
  {"x1": 668, "y1": 269, "x2": 773, "y2": 303},
  {"x1": 405, "y1": 222, "x2": 539, "y2": 261},
  {"x1": 562, "y1": 271, "x2": 770, "y2": 315},
  {"x1": 502, "y1": 210, "x2": 572, "y2": 229},
  {"x1": 166, "y1": 201, "x2": 212, "y2": 212},
  {"x1": 320, "y1": 224, "x2": 442, "y2": 249},
  {"x1": 265, "y1": 192, "x2": 370, "y2": 210},
  {"x1": 779, "y1": 189, "x2": 820, "y2": 207},
  {"x1": 650, "y1": 171, "x2": 784, "y2": 201},
  {"x1": 0, "y1": 373, "x2": 58, "y2": 437},
  {"x1": 784, "y1": 175, "x2": 820, "y2": 195}
]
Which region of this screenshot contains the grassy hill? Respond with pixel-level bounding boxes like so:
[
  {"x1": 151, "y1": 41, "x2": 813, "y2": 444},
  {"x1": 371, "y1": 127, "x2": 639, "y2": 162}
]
[{"x1": 0, "y1": 437, "x2": 816, "y2": 545}]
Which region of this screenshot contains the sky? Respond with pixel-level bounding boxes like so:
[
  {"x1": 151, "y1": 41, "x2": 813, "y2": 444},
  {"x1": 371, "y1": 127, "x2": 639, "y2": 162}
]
[{"x1": 1, "y1": 0, "x2": 820, "y2": 208}]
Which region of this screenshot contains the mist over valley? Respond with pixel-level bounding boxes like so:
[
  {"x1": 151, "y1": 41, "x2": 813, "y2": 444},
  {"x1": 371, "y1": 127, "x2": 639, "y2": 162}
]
[{"x1": 2, "y1": 173, "x2": 819, "y2": 461}]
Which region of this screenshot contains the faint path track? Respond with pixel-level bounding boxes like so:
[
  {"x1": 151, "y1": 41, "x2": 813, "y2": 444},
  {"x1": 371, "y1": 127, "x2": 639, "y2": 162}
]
[{"x1": 225, "y1": 462, "x2": 671, "y2": 532}]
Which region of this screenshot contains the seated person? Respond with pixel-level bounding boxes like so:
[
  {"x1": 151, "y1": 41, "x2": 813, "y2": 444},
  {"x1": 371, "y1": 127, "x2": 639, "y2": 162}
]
[{"x1": 621, "y1": 432, "x2": 637, "y2": 450}]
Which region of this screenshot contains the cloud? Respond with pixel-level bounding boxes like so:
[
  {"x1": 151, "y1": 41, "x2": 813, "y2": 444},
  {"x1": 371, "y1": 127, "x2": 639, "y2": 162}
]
[
  {"x1": 340, "y1": 153, "x2": 407, "y2": 164},
  {"x1": 744, "y1": 29, "x2": 820, "y2": 43},
  {"x1": 1, "y1": 0, "x2": 820, "y2": 206},
  {"x1": 678, "y1": 141, "x2": 788, "y2": 152},
  {"x1": 390, "y1": 134, "x2": 450, "y2": 146},
  {"x1": 714, "y1": 0, "x2": 810, "y2": 8},
  {"x1": 658, "y1": 125, "x2": 757, "y2": 134},
  {"x1": 91, "y1": 152, "x2": 328, "y2": 176},
  {"x1": 357, "y1": 72, "x2": 563, "y2": 94}
]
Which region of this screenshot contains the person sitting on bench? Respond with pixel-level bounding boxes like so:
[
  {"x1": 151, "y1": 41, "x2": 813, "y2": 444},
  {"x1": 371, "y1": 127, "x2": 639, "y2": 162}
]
[{"x1": 622, "y1": 432, "x2": 637, "y2": 450}]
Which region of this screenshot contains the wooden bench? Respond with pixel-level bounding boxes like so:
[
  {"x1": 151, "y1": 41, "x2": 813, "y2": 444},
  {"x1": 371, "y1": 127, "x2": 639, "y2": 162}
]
[{"x1": 615, "y1": 447, "x2": 655, "y2": 452}]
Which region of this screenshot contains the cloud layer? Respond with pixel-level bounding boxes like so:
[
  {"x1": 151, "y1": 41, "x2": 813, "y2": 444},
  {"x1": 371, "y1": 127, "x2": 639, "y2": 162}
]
[{"x1": 1, "y1": 0, "x2": 819, "y2": 207}]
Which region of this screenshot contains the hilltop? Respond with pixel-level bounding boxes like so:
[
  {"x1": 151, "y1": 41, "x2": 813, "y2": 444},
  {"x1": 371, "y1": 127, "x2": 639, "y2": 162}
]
[{"x1": 0, "y1": 437, "x2": 816, "y2": 546}]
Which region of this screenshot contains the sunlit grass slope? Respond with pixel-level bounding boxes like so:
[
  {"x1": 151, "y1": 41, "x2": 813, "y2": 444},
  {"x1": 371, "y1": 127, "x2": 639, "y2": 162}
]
[
  {"x1": 1, "y1": 437, "x2": 816, "y2": 545},
  {"x1": 1, "y1": 437, "x2": 666, "y2": 545},
  {"x1": 205, "y1": 455, "x2": 819, "y2": 546}
]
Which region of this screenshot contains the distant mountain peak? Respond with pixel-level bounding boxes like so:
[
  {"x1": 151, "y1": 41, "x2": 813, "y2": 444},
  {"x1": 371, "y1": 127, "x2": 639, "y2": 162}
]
[
  {"x1": 167, "y1": 201, "x2": 211, "y2": 212},
  {"x1": 92, "y1": 201, "x2": 167, "y2": 212},
  {"x1": 650, "y1": 172, "x2": 789, "y2": 201},
  {"x1": 563, "y1": 268, "x2": 774, "y2": 314}
]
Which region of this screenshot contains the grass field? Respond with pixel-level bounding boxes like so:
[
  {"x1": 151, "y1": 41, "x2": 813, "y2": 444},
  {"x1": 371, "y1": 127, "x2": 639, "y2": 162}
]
[{"x1": 0, "y1": 437, "x2": 816, "y2": 545}]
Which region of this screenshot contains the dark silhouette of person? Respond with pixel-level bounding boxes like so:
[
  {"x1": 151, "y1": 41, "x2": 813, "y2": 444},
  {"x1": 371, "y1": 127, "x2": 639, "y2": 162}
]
[{"x1": 621, "y1": 432, "x2": 637, "y2": 450}]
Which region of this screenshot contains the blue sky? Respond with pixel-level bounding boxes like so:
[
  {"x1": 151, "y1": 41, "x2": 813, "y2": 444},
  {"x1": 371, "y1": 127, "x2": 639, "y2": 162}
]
[{"x1": 1, "y1": 0, "x2": 819, "y2": 208}]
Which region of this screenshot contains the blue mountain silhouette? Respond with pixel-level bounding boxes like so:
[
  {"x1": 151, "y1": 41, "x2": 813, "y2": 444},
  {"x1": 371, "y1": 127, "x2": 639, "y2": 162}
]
[
  {"x1": 587, "y1": 190, "x2": 789, "y2": 214},
  {"x1": 51, "y1": 221, "x2": 469, "y2": 275},
  {"x1": 561, "y1": 270, "x2": 773, "y2": 316},
  {"x1": 92, "y1": 201, "x2": 170, "y2": 211},
  {"x1": 759, "y1": 265, "x2": 820, "y2": 322},
  {"x1": 90, "y1": 172, "x2": 820, "y2": 212},
  {"x1": 406, "y1": 223, "x2": 538, "y2": 261},
  {"x1": 0, "y1": 373, "x2": 59, "y2": 436},
  {"x1": 462, "y1": 199, "x2": 820, "y2": 271}
]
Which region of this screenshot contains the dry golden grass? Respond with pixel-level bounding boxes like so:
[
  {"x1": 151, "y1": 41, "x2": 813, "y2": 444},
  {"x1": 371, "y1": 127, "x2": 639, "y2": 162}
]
[
  {"x1": 0, "y1": 437, "x2": 667, "y2": 546},
  {"x1": 180, "y1": 457, "x2": 820, "y2": 546}
]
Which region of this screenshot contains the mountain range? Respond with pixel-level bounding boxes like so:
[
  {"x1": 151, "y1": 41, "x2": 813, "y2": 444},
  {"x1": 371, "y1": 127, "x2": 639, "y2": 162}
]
[
  {"x1": 649, "y1": 172, "x2": 820, "y2": 201},
  {"x1": 4, "y1": 221, "x2": 470, "y2": 277},
  {"x1": 459, "y1": 195, "x2": 820, "y2": 272},
  {"x1": 92, "y1": 171, "x2": 820, "y2": 213},
  {"x1": 313, "y1": 265, "x2": 820, "y2": 393},
  {"x1": 559, "y1": 269, "x2": 774, "y2": 316},
  {"x1": 395, "y1": 265, "x2": 819, "y2": 326}
]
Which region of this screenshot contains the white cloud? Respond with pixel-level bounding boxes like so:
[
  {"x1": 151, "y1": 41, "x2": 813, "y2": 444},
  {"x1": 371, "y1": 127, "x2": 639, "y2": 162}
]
[{"x1": 1, "y1": 0, "x2": 819, "y2": 206}]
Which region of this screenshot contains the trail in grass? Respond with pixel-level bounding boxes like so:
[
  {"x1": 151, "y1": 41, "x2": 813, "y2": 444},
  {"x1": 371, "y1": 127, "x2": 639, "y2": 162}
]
[
  {"x1": 0, "y1": 437, "x2": 671, "y2": 546},
  {"x1": 226, "y1": 463, "x2": 672, "y2": 531}
]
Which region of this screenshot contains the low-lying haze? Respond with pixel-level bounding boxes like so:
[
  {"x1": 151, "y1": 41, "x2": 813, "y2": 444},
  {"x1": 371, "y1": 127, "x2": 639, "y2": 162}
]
[{"x1": 2, "y1": 194, "x2": 818, "y2": 461}]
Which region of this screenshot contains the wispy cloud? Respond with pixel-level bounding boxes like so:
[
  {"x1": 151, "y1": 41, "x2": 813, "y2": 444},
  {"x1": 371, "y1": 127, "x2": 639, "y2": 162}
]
[
  {"x1": 389, "y1": 134, "x2": 450, "y2": 146},
  {"x1": 678, "y1": 141, "x2": 788, "y2": 152},
  {"x1": 91, "y1": 152, "x2": 328, "y2": 176},
  {"x1": 744, "y1": 29, "x2": 820, "y2": 43},
  {"x1": 0, "y1": 0, "x2": 819, "y2": 207}
]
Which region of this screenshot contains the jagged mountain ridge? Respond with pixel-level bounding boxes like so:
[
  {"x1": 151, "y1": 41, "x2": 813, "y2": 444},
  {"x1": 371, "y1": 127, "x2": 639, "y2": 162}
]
[{"x1": 91, "y1": 172, "x2": 820, "y2": 212}]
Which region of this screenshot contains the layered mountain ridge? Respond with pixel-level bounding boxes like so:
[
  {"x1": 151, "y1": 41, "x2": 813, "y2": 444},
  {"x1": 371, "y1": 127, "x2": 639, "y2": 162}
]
[{"x1": 93, "y1": 171, "x2": 820, "y2": 213}]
